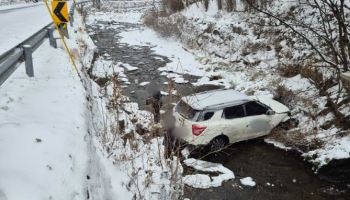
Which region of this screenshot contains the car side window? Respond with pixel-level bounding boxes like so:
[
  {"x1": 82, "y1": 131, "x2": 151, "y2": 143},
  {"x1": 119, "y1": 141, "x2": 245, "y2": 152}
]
[
  {"x1": 203, "y1": 112, "x2": 214, "y2": 121},
  {"x1": 245, "y1": 101, "x2": 268, "y2": 116},
  {"x1": 223, "y1": 105, "x2": 245, "y2": 119}
]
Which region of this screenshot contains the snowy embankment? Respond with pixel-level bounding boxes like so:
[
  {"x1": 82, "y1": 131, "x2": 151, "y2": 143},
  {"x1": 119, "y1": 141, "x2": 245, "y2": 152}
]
[
  {"x1": 86, "y1": 1, "x2": 248, "y2": 192},
  {"x1": 145, "y1": 0, "x2": 350, "y2": 169},
  {"x1": 0, "y1": 8, "x2": 134, "y2": 200},
  {"x1": 183, "y1": 158, "x2": 234, "y2": 189},
  {"x1": 83, "y1": 2, "x2": 185, "y2": 199},
  {"x1": 0, "y1": 23, "x2": 87, "y2": 200}
]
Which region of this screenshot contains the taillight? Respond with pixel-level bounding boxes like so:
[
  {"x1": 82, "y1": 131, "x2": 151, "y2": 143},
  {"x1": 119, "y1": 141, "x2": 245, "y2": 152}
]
[{"x1": 192, "y1": 124, "x2": 207, "y2": 136}]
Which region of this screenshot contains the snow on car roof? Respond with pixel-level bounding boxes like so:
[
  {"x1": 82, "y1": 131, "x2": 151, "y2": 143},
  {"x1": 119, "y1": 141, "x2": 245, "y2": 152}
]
[{"x1": 181, "y1": 89, "x2": 252, "y2": 110}]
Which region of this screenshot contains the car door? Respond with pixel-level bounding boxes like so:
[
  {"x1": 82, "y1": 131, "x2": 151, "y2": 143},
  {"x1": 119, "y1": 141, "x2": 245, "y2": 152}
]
[
  {"x1": 243, "y1": 101, "x2": 272, "y2": 139},
  {"x1": 221, "y1": 105, "x2": 247, "y2": 143}
]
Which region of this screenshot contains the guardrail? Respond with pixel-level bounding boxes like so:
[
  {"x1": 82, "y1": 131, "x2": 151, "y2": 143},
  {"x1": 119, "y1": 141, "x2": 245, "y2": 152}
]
[{"x1": 0, "y1": 0, "x2": 92, "y2": 87}]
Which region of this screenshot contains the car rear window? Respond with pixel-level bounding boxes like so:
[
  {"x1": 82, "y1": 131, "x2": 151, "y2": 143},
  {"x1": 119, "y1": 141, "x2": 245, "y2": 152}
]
[{"x1": 176, "y1": 100, "x2": 199, "y2": 120}]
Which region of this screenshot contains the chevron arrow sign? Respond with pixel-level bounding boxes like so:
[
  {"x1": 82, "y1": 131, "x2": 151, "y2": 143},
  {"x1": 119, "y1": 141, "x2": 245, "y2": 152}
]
[{"x1": 51, "y1": 0, "x2": 69, "y2": 24}]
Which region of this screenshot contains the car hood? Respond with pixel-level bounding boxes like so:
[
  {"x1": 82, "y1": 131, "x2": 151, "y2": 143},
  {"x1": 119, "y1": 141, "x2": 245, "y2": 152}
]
[{"x1": 255, "y1": 96, "x2": 290, "y2": 113}]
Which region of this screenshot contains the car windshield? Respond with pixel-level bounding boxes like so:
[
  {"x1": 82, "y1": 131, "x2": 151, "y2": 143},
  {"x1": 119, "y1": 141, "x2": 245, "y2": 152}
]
[{"x1": 176, "y1": 100, "x2": 199, "y2": 120}]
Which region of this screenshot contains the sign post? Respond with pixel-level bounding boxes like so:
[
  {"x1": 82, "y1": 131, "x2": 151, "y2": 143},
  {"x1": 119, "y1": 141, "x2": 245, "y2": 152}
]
[
  {"x1": 51, "y1": 0, "x2": 69, "y2": 38},
  {"x1": 44, "y1": 0, "x2": 79, "y2": 74}
]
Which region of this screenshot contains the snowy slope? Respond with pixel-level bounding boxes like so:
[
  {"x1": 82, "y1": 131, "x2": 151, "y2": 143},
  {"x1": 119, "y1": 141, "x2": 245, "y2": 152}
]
[{"x1": 0, "y1": 40, "x2": 88, "y2": 199}]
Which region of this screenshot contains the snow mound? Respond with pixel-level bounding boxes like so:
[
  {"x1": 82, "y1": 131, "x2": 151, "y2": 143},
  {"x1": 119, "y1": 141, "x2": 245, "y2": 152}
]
[
  {"x1": 183, "y1": 158, "x2": 234, "y2": 189},
  {"x1": 139, "y1": 81, "x2": 150, "y2": 86},
  {"x1": 240, "y1": 177, "x2": 256, "y2": 187},
  {"x1": 121, "y1": 63, "x2": 138, "y2": 71},
  {"x1": 303, "y1": 135, "x2": 350, "y2": 167}
]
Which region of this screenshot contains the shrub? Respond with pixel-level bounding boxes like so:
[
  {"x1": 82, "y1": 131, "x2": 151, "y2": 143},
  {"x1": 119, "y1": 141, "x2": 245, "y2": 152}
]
[
  {"x1": 217, "y1": 0, "x2": 222, "y2": 10},
  {"x1": 300, "y1": 66, "x2": 323, "y2": 86},
  {"x1": 273, "y1": 85, "x2": 297, "y2": 108},
  {"x1": 162, "y1": 0, "x2": 184, "y2": 12},
  {"x1": 204, "y1": 0, "x2": 209, "y2": 11},
  {"x1": 143, "y1": 11, "x2": 158, "y2": 27},
  {"x1": 226, "y1": 0, "x2": 236, "y2": 12},
  {"x1": 278, "y1": 64, "x2": 301, "y2": 78},
  {"x1": 144, "y1": 13, "x2": 185, "y2": 38},
  {"x1": 231, "y1": 26, "x2": 246, "y2": 35}
]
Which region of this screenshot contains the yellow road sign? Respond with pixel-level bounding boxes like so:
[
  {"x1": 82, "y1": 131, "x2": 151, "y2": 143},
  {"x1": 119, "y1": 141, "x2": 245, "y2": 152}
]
[{"x1": 51, "y1": 0, "x2": 69, "y2": 24}]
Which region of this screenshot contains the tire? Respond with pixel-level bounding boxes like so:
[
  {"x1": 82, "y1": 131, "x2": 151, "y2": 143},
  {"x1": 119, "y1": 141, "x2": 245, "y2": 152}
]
[{"x1": 206, "y1": 135, "x2": 229, "y2": 153}]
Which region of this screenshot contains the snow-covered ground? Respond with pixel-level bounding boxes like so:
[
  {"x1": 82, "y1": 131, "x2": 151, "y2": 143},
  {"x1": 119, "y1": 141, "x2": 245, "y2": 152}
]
[
  {"x1": 183, "y1": 158, "x2": 235, "y2": 189},
  {"x1": 83, "y1": 2, "x2": 186, "y2": 199},
  {"x1": 0, "y1": 32, "x2": 88, "y2": 200},
  {"x1": 85, "y1": 1, "x2": 261, "y2": 195},
  {"x1": 240, "y1": 177, "x2": 256, "y2": 187},
  {"x1": 1, "y1": 0, "x2": 347, "y2": 198},
  {"x1": 0, "y1": 8, "x2": 133, "y2": 200}
]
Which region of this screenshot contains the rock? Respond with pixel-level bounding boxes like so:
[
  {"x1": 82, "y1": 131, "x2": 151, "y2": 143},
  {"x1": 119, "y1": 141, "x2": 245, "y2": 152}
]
[{"x1": 135, "y1": 123, "x2": 146, "y2": 135}]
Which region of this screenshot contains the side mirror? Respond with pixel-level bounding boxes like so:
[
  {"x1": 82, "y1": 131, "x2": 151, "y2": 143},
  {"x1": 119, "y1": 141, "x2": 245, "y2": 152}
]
[{"x1": 266, "y1": 110, "x2": 275, "y2": 115}]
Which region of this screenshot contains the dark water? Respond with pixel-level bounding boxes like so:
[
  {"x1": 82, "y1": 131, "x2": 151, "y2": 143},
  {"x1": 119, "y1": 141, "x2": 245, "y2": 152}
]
[
  {"x1": 86, "y1": 20, "x2": 350, "y2": 200},
  {"x1": 184, "y1": 140, "x2": 350, "y2": 200}
]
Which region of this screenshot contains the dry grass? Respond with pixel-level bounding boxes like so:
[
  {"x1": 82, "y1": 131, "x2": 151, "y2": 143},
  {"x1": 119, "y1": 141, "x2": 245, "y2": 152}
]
[
  {"x1": 273, "y1": 85, "x2": 298, "y2": 108},
  {"x1": 278, "y1": 64, "x2": 301, "y2": 78},
  {"x1": 162, "y1": 0, "x2": 185, "y2": 12},
  {"x1": 144, "y1": 12, "x2": 185, "y2": 38},
  {"x1": 232, "y1": 25, "x2": 248, "y2": 36},
  {"x1": 300, "y1": 66, "x2": 324, "y2": 86},
  {"x1": 143, "y1": 11, "x2": 159, "y2": 27},
  {"x1": 242, "y1": 41, "x2": 266, "y2": 56}
]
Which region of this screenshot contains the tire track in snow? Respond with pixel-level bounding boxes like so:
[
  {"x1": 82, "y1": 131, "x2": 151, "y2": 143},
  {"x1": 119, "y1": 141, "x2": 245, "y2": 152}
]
[{"x1": 85, "y1": 132, "x2": 114, "y2": 200}]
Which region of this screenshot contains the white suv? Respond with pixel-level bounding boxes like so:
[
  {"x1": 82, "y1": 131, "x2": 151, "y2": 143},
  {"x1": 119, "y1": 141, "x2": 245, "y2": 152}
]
[{"x1": 173, "y1": 89, "x2": 291, "y2": 151}]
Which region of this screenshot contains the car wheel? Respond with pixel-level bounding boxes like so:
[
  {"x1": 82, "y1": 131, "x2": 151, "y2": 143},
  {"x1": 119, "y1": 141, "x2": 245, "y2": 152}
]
[{"x1": 206, "y1": 136, "x2": 229, "y2": 153}]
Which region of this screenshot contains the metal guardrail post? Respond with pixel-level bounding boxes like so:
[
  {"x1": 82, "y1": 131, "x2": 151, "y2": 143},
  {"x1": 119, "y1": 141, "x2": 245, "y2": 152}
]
[
  {"x1": 48, "y1": 28, "x2": 57, "y2": 48},
  {"x1": 23, "y1": 45, "x2": 34, "y2": 77}
]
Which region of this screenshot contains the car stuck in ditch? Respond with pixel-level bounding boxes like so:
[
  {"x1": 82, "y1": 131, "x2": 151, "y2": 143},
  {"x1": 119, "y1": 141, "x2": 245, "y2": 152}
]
[{"x1": 172, "y1": 89, "x2": 292, "y2": 152}]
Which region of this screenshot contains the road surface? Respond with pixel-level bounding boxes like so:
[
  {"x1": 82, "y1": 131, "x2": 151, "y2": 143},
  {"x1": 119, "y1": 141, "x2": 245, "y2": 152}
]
[{"x1": 0, "y1": 3, "x2": 51, "y2": 54}]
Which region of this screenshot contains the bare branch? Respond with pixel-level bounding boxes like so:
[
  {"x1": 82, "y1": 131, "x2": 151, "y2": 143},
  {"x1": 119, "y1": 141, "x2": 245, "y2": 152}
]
[{"x1": 246, "y1": 0, "x2": 337, "y2": 68}]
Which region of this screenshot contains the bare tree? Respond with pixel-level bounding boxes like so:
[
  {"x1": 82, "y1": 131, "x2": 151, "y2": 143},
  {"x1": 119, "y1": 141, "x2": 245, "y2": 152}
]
[
  {"x1": 204, "y1": 0, "x2": 209, "y2": 11},
  {"x1": 162, "y1": 0, "x2": 185, "y2": 12},
  {"x1": 246, "y1": 0, "x2": 350, "y2": 125},
  {"x1": 226, "y1": 0, "x2": 236, "y2": 12},
  {"x1": 217, "y1": 0, "x2": 223, "y2": 10}
]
